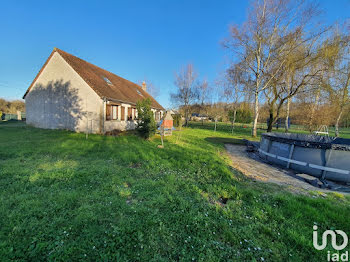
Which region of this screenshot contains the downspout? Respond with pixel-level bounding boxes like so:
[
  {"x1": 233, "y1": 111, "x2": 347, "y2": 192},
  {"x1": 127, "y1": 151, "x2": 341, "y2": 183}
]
[{"x1": 102, "y1": 97, "x2": 107, "y2": 134}]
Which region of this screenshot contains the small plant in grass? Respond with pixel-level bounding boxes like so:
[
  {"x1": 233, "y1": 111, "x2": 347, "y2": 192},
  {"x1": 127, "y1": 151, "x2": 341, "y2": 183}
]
[{"x1": 136, "y1": 98, "x2": 156, "y2": 139}]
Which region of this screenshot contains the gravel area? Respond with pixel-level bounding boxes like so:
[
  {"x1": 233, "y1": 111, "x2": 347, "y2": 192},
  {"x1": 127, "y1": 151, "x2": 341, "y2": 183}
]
[{"x1": 225, "y1": 144, "x2": 331, "y2": 194}]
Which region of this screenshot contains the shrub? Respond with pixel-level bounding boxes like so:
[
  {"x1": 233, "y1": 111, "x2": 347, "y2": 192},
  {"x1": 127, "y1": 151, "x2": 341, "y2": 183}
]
[
  {"x1": 228, "y1": 110, "x2": 235, "y2": 122},
  {"x1": 172, "y1": 114, "x2": 182, "y2": 127},
  {"x1": 136, "y1": 98, "x2": 156, "y2": 139},
  {"x1": 236, "y1": 108, "x2": 253, "y2": 123}
]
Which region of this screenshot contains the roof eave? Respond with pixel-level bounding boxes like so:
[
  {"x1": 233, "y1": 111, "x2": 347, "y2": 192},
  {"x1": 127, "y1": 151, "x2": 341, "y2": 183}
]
[{"x1": 103, "y1": 96, "x2": 164, "y2": 110}]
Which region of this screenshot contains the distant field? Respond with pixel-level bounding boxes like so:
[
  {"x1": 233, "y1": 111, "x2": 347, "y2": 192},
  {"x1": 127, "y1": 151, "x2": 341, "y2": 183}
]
[
  {"x1": 188, "y1": 121, "x2": 350, "y2": 139},
  {"x1": 0, "y1": 121, "x2": 349, "y2": 261}
]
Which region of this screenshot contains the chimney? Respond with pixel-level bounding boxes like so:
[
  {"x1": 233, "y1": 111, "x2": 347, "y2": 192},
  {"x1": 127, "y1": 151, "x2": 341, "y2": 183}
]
[{"x1": 142, "y1": 81, "x2": 147, "y2": 91}]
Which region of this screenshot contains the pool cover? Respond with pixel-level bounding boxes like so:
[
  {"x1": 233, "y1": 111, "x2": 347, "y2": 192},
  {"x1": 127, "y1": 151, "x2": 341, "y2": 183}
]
[{"x1": 261, "y1": 133, "x2": 350, "y2": 151}]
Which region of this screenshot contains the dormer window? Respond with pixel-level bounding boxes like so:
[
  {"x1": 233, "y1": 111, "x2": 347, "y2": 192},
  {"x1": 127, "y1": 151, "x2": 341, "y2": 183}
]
[{"x1": 103, "y1": 76, "x2": 113, "y2": 85}]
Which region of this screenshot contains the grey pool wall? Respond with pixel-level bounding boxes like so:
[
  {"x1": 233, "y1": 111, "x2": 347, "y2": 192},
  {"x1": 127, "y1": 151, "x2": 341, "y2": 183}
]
[{"x1": 259, "y1": 133, "x2": 350, "y2": 183}]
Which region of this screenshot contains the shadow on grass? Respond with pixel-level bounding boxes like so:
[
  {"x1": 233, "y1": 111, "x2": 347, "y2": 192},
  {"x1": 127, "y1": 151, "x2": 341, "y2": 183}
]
[{"x1": 205, "y1": 137, "x2": 246, "y2": 146}]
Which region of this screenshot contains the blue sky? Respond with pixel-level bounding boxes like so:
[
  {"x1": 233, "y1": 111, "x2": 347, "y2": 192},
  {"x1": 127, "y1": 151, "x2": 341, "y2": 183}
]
[{"x1": 0, "y1": 0, "x2": 349, "y2": 108}]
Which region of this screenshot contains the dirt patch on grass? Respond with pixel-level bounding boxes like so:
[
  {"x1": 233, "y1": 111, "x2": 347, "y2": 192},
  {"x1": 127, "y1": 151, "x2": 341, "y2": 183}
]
[
  {"x1": 105, "y1": 129, "x2": 137, "y2": 136},
  {"x1": 129, "y1": 162, "x2": 142, "y2": 169}
]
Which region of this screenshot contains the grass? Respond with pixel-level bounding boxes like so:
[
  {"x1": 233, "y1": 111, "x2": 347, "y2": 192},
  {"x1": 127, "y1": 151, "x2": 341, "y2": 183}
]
[
  {"x1": 187, "y1": 121, "x2": 350, "y2": 139},
  {"x1": 0, "y1": 121, "x2": 349, "y2": 261}
]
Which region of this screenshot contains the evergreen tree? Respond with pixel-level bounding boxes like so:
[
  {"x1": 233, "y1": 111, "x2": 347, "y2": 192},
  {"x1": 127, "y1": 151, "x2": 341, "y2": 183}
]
[{"x1": 136, "y1": 98, "x2": 156, "y2": 139}]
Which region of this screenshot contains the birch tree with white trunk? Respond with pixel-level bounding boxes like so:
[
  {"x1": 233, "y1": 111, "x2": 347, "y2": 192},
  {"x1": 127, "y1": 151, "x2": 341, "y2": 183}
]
[{"x1": 223, "y1": 0, "x2": 323, "y2": 137}]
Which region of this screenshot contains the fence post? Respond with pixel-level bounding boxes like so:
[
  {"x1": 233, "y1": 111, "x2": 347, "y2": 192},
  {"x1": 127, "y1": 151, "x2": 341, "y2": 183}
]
[{"x1": 17, "y1": 111, "x2": 22, "y2": 121}]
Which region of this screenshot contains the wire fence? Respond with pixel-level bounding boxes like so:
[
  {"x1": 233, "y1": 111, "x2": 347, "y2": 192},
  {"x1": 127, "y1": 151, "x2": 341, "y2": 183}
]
[{"x1": 1, "y1": 112, "x2": 26, "y2": 121}]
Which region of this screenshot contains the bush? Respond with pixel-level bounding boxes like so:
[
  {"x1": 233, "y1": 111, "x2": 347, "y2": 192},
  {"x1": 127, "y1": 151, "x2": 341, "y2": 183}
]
[
  {"x1": 228, "y1": 110, "x2": 236, "y2": 123},
  {"x1": 136, "y1": 98, "x2": 156, "y2": 139},
  {"x1": 172, "y1": 114, "x2": 182, "y2": 127},
  {"x1": 236, "y1": 108, "x2": 253, "y2": 123}
]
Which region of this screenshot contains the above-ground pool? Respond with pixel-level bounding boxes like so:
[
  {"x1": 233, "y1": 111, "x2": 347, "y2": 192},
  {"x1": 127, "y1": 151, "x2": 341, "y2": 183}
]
[{"x1": 259, "y1": 133, "x2": 350, "y2": 183}]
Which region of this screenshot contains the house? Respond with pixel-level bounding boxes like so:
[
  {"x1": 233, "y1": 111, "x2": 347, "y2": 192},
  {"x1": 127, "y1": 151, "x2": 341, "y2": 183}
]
[
  {"x1": 190, "y1": 113, "x2": 208, "y2": 122},
  {"x1": 23, "y1": 48, "x2": 165, "y2": 134},
  {"x1": 168, "y1": 109, "x2": 179, "y2": 115}
]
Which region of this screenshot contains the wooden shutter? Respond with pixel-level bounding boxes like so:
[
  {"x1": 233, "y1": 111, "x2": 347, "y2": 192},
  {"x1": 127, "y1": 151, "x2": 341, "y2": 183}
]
[
  {"x1": 106, "y1": 105, "x2": 111, "y2": 120},
  {"x1": 121, "y1": 106, "x2": 125, "y2": 121},
  {"x1": 128, "y1": 107, "x2": 132, "y2": 120}
]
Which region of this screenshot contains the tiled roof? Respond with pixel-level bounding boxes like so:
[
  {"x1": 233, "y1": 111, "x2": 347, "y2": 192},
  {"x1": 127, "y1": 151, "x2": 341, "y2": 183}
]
[{"x1": 23, "y1": 48, "x2": 164, "y2": 110}]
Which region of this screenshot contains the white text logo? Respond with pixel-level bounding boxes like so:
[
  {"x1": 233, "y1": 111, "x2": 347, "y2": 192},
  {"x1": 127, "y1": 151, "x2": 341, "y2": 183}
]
[{"x1": 313, "y1": 225, "x2": 349, "y2": 261}]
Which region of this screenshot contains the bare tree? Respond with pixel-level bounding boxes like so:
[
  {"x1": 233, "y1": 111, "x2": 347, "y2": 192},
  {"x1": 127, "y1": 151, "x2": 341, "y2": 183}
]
[
  {"x1": 203, "y1": 82, "x2": 226, "y2": 131},
  {"x1": 171, "y1": 64, "x2": 198, "y2": 126},
  {"x1": 222, "y1": 64, "x2": 244, "y2": 133},
  {"x1": 224, "y1": 0, "x2": 323, "y2": 137},
  {"x1": 207, "y1": 103, "x2": 224, "y2": 132},
  {"x1": 196, "y1": 79, "x2": 210, "y2": 125},
  {"x1": 197, "y1": 78, "x2": 209, "y2": 105}
]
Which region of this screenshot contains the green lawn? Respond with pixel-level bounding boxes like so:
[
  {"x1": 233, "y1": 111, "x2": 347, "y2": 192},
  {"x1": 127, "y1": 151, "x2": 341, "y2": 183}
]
[
  {"x1": 0, "y1": 121, "x2": 349, "y2": 261},
  {"x1": 187, "y1": 121, "x2": 350, "y2": 139}
]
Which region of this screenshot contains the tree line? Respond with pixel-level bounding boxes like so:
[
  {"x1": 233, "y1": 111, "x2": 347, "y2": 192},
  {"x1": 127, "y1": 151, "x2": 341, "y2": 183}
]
[
  {"x1": 0, "y1": 98, "x2": 25, "y2": 114},
  {"x1": 171, "y1": 0, "x2": 349, "y2": 137}
]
